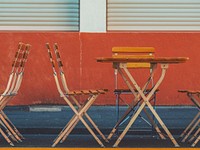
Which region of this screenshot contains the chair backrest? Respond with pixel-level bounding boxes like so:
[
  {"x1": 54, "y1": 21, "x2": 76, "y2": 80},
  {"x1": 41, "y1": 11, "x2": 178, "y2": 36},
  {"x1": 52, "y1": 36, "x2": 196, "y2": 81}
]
[
  {"x1": 1, "y1": 43, "x2": 31, "y2": 97},
  {"x1": 112, "y1": 47, "x2": 155, "y2": 68},
  {"x1": 12, "y1": 44, "x2": 31, "y2": 94},
  {"x1": 53, "y1": 43, "x2": 70, "y2": 93},
  {"x1": 112, "y1": 47, "x2": 155, "y2": 89},
  {"x1": 2, "y1": 42, "x2": 25, "y2": 96},
  {"x1": 46, "y1": 43, "x2": 70, "y2": 94}
]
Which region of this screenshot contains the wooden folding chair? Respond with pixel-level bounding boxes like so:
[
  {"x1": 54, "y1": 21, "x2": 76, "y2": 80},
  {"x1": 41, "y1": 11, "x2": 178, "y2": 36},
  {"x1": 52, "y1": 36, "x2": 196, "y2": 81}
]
[
  {"x1": 178, "y1": 90, "x2": 200, "y2": 147},
  {"x1": 46, "y1": 43, "x2": 108, "y2": 147},
  {"x1": 108, "y1": 47, "x2": 165, "y2": 141},
  {"x1": 0, "y1": 42, "x2": 31, "y2": 146}
]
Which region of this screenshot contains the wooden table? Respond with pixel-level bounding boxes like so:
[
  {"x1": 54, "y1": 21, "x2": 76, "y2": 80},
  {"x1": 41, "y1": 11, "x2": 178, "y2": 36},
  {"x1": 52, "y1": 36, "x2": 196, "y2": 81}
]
[{"x1": 97, "y1": 57, "x2": 189, "y2": 147}]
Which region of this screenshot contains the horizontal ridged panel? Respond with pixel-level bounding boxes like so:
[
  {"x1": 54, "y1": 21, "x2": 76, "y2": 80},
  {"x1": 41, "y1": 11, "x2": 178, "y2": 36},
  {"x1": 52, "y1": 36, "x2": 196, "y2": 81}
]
[
  {"x1": 0, "y1": 0, "x2": 79, "y2": 31},
  {"x1": 107, "y1": 0, "x2": 200, "y2": 31}
]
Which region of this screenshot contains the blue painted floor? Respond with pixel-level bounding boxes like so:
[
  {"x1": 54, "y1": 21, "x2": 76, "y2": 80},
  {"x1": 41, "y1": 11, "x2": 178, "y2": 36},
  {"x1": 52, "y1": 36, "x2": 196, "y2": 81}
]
[{"x1": 0, "y1": 105, "x2": 199, "y2": 148}]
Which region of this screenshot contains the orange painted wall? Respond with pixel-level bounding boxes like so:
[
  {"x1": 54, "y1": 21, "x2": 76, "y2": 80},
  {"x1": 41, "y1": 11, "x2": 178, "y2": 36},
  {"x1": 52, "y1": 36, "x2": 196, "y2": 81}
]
[{"x1": 0, "y1": 32, "x2": 199, "y2": 105}]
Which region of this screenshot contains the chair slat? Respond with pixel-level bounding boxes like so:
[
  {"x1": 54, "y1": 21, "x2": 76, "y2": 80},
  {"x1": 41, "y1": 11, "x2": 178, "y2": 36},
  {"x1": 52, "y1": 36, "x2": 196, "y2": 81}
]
[
  {"x1": 112, "y1": 47, "x2": 155, "y2": 53},
  {"x1": 112, "y1": 47, "x2": 155, "y2": 69},
  {"x1": 97, "y1": 90, "x2": 106, "y2": 94},
  {"x1": 112, "y1": 55, "x2": 154, "y2": 58},
  {"x1": 89, "y1": 90, "x2": 99, "y2": 94},
  {"x1": 67, "y1": 91, "x2": 75, "y2": 95},
  {"x1": 126, "y1": 63, "x2": 151, "y2": 68},
  {"x1": 81, "y1": 90, "x2": 91, "y2": 94},
  {"x1": 178, "y1": 90, "x2": 200, "y2": 94},
  {"x1": 73, "y1": 90, "x2": 83, "y2": 95}
]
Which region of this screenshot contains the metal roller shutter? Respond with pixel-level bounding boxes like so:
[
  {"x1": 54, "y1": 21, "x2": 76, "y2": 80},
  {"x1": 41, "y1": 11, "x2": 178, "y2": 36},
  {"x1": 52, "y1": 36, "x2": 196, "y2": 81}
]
[
  {"x1": 107, "y1": 0, "x2": 200, "y2": 31},
  {"x1": 0, "y1": 0, "x2": 79, "y2": 31}
]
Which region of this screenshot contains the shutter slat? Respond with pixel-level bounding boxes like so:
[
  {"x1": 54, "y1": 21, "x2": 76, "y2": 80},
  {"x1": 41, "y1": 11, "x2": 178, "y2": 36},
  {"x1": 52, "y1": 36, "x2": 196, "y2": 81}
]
[
  {"x1": 0, "y1": 0, "x2": 78, "y2": 4},
  {"x1": 109, "y1": 0, "x2": 200, "y2": 4},
  {"x1": 108, "y1": 17, "x2": 200, "y2": 22},
  {"x1": 1, "y1": 13, "x2": 79, "y2": 17},
  {"x1": 108, "y1": 26, "x2": 200, "y2": 31},
  {"x1": 0, "y1": 26, "x2": 78, "y2": 31},
  {"x1": 108, "y1": 4, "x2": 200, "y2": 8},
  {"x1": 108, "y1": 13, "x2": 200, "y2": 17}
]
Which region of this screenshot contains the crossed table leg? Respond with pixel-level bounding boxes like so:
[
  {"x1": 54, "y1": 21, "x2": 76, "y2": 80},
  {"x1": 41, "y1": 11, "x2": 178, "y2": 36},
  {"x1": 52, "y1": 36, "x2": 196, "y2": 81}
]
[
  {"x1": 112, "y1": 63, "x2": 179, "y2": 147},
  {"x1": 108, "y1": 66, "x2": 165, "y2": 141}
]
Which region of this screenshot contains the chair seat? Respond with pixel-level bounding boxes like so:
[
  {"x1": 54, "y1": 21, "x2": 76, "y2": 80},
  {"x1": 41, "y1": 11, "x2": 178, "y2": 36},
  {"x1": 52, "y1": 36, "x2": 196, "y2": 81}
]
[
  {"x1": 178, "y1": 90, "x2": 200, "y2": 94},
  {"x1": 66, "y1": 89, "x2": 108, "y2": 95},
  {"x1": 114, "y1": 88, "x2": 159, "y2": 94}
]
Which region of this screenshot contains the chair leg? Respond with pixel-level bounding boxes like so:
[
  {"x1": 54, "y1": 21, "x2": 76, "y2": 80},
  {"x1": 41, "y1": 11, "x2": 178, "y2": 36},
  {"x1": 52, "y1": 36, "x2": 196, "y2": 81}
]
[
  {"x1": 58, "y1": 104, "x2": 88, "y2": 143},
  {"x1": 52, "y1": 115, "x2": 79, "y2": 147},
  {"x1": 84, "y1": 113, "x2": 109, "y2": 142},
  {"x1": 192, "y1": 135, "x2": 200, "y2": 147},
  {"x1": 60, "y1": 112, "x2": 108, "y2": 143},
  {"x1": 53, "y1": 114, "x2": 104, "y2": 147},
  {"x1": 53, "y1": 95, "x2": 104, "y2": 147},
  {"x1": 0, "y1": 111, "x2": 24, "y2": 139},
  {"x1": 0, "y1": 128, "x2": 14, "y2": 146},
  {"x1": 143, "y1": 107, "x2": 166, "y2": 140},
  {"x1": 73, "y1": 97, "x2": 107, "y2": 141},
  {"x1": 0, "y1": 120, "x2": 17, "y2": 142},
  {"x1": 53, "y1": 100, "x2": 89, "y2": 146},
  {"x1": 79, "y1": 115, "x2": 105, "y2": 147},
  {"x1": 60, "y1": 117, "x2": 80, "y2": 143},
  {"x1": 69, "y1": 96, "x2": 108, "y2": 142},
  {"x1": 53, "y1": 111, "x2": 78, "y2": 143},
  {"x1": 63, "y1": 95, "x2": 105, "y2": 147},
  {"x1": 180, "y1": 112, "x2": 200, "y2": 138},
  {"x1": 189, "y1": 127, "x2": 200, "y2": 143},
  {"x1": 59, "y1": 105, "x2": 87, "y2": 143},
  {"x1": 0, "y1": 97, "x2": 24, "y2": 141},
  {"x1": 0, "y1": 114, "x2": 22, "y2": 142},
  {"x1": 182, "y1": 119, "x2": 200, "y2": 142}
]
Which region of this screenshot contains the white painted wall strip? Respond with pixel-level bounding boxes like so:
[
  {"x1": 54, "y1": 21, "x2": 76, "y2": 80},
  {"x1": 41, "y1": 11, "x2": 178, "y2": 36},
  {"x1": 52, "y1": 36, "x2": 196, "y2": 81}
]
[{"x1": 80, "y1": 0, "x2": 106, "y2": 32}]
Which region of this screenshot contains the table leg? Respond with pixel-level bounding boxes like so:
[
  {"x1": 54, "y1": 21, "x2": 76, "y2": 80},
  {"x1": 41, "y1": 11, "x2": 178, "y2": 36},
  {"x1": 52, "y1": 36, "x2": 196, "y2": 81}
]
[
  {"x1": 117, "y1": 64, "x2": 179, "y2": 147},
  {"x1": 113, "y1": 102, "x2": 146, "y2": 147},
  {"x1": 143, "y1": 107, "x2": 166, "y2": 140},
  {"x1": 145, "y1": 100, "x2": 180, "y2": 147},
  {"x1": 127, "y1": 65, "x2": 179, "y2": 147},
  {"x1": 108, "y1": 66, "x2": 156, "y2": 140}
]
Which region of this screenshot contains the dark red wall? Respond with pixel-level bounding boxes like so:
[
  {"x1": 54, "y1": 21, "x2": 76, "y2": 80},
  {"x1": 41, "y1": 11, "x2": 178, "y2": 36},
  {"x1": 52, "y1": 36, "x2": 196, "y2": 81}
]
[{"x1": 0, "y1": 32, "x2": 199, "y2": 105}]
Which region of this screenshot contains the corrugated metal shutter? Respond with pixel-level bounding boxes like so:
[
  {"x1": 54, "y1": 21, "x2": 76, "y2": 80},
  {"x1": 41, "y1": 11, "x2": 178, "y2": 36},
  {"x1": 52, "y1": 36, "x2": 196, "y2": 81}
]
[
  {"x1": 107, "y1": 0, "x2": 200, "y2": 31},
  {"x1": 0, "y1": 0, "x2": 79, "y2": 31}
]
